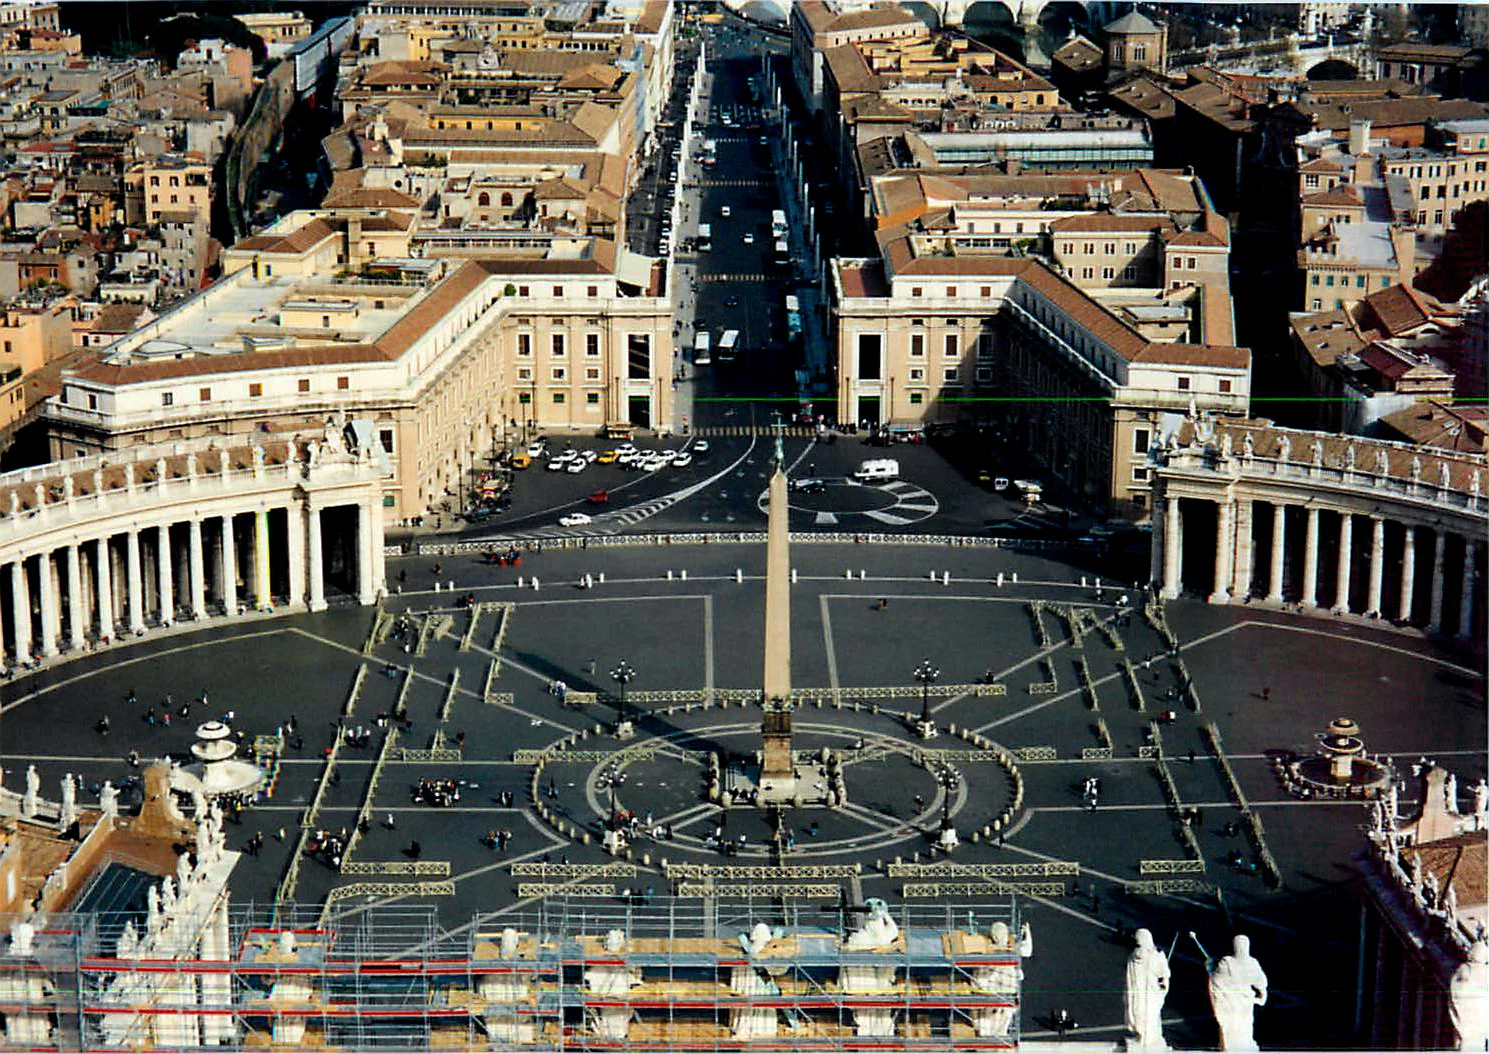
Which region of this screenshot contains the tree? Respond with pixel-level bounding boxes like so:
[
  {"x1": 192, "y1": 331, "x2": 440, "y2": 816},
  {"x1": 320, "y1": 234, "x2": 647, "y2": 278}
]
[{"x1": 148, "y1": 14, "x2": 268, "y2": 66}]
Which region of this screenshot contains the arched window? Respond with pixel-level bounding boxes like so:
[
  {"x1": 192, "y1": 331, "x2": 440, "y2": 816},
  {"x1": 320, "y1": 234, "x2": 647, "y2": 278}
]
[
  {"x1": 501, "y1": 192, "x2": 514, "y2": 207},
  {"x1": 478, "y1": 192, "x2": 490, "y2": 206}
]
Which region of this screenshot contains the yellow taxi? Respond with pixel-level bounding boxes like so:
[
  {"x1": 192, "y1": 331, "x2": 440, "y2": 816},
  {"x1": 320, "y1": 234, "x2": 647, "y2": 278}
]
[
  {"x1": 509, "y1": 452, "x2": 533, "y2": 470},
  {"x1": 597, "y1": 449, "x2": 619, "y2": 465}
]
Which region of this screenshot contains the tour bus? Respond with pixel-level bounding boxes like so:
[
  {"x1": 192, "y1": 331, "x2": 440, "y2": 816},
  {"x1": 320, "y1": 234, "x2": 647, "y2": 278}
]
[
  {"x1": 717, "y1": 329, "x2": 740, "y2": 363},
  {"x1": 771, "y1": 209, "x2": 787, "y2": 238},
  {"x1": 702, "y1": 139, "x2": 717, "y2": 167},
  {"x1": 693, "y1": 330, "x2": 712, "y2": 365},
  {"x1": 697, "y1": 223, "x2": 712, "y2": 251}
]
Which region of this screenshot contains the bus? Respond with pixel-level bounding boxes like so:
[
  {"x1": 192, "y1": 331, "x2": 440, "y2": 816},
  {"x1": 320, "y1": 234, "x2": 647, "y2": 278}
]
[
  {"x1": 693, "y1": 331, "x2": 712, "y2": 365},
  {"x1": 697, "y1": 223, "x2": 711, "y2": 251},
  {"x1": 785, "y1": 294, "x2": 802, "y2": 339},
  {"x1": 717, "y1": 329, "x2": 740, "y2": 363},
  {"x1": 771, "y1": 209, "x2": 787, "y2": 238}
]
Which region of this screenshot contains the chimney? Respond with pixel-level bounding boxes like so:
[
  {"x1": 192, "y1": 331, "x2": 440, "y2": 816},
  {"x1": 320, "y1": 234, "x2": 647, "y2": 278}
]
[
  {"x1": 1348, "y1": 117, "x2": 1371, "y2": 156},
  {"x1": 346, "y1": 215, "x2": 363, "y2": 261}
]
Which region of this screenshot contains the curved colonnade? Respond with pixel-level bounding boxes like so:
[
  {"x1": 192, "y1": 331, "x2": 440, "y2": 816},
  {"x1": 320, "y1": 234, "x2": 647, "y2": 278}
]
[
  {"x1": 1152, "y1": 419, "x2": 1486, "y2": 643},
  {"x1": 0, "y1": 439, "x2": 388, "y2": 669}
]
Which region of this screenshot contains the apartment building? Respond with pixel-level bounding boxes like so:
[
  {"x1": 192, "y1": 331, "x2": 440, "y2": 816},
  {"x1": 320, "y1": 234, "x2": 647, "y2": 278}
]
[
  {"x1": 831, "y1": 235, "x2": 1249, "y2": 514},
  {"x1": 139, "y1": 155, "x2": 211, "y2": 227},
  {"x1": 234, "y1": 11, "x2": 313, "y2": 58}
]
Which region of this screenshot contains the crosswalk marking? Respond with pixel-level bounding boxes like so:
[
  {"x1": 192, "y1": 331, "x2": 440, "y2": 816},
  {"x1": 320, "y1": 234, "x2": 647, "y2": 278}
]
[
  {"x1": 815, "y1": 511, "x2": 838, "y2": 525},
  {"x1": 693, "y1": 179, "x2": 768, "y2": 187},
  {"x1": 698, "y1": 273, "x2": 774, "y2": 282},
  {"x1": 690, "y1": 426, "x2": 817, "y2": 437}
]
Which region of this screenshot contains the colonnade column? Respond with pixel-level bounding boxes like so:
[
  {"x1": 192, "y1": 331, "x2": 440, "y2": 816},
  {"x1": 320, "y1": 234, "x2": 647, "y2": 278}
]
[
  {"x1": 1162, "y1": 495, "x2": 1182, "y2": 599},
  {"x1": 96, "y1": 536, "x2": 114, "y2": 641},
  {"x1": 357, "y1": 502, "x2": 376, "y2": 605},
  {"x1": 9, "y1": 562, "x2": 30, "y2": 664},
  {"x1": 1365, "y1": 516, "x2": 1385, "y2": 618},
  {"x1": 1149, "y1": 497, "x2": 1165, "y2": 589},
  {"x1": 1427, "y1": 531, "x2": 1447, "y2": 633},
  {"x1": 285, "y1": 503, "x2": 305, "y2": 609},
  {"x1": 1333, "y1": 513, "x2": 1354, "y2": 615},
  {"x1": 1301, "y1": 507, "x2": 1320, "y2": 608},
  {"x1": 307, "y1": 505, "x2": 326, "y2": 612},
  {"x1": 36, "y1": 552, "x2": 58, "y2": 657},
  {"x1": 370, "y1": 498, "x2": 386, "y2": 597},
  {"x1": 126, "y1": 530, "x2": 144, "y2": 634},
  {"x1": 188, "y1": 519, "x2": 207, "y2": 620},
  {"x1": 1266, "y1": 502, "x2": 1287, "y2": 604},
  {"x1": 253, "y1": 508, "x2": 271, "y2": 610},
  {"x1": 1209, "y1": 500, "x2": 1234, "y2": 605},
  {"x1": 157, "y1": 524, "x2": 174, "y2": 626},
  {"x1": 1231, "y1": 499, "x2": 1253, "y2": 601},
  {"x1": 220, "y1": 515, "x2": 237, "y2": 616},
  {"x1": 1459, "y1": 542, "x2": 1478, "y2": 641},
  {"x1": 1398, "y1": 526, "x2": 1416, "y2": 623},
  {"x1": 65, "y1": 545, "x2": 84, "y2": 650}
]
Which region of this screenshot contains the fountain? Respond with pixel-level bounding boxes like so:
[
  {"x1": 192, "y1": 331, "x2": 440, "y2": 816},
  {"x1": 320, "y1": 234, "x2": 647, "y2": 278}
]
[
  {"x1": 175, "y1": 721, "x2": 265, "y2": 798},
  {"x1": 1277, "y1": 716, "x2": 1392, "y2": 800}
]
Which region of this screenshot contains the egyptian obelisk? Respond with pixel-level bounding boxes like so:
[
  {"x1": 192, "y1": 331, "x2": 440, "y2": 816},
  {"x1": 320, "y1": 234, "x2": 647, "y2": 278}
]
[{"x1": 759, "y1": 430, "x2": 795, "y2": 801}]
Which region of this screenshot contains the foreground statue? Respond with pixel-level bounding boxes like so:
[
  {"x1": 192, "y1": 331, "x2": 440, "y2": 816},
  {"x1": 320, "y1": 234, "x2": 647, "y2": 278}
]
[
  {"x1": 1450, "y1": 939, "x2": 1489, "y2": 1052},
  {"x1": 1125, "y1": 928, "x2": 1170, "y2": 1050},
  {"x1": 1209, "y1": 935, "x2": 1267, "y2": 1050}
]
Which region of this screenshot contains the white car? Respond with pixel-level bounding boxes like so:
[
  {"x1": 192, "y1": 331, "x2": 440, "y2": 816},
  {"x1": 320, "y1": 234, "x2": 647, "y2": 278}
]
[
  {"x1": 580, "y1": 450, "x2": 598, "y2": 463},
  {"x1": 617, "y1": 449, "x2": 639, "y2": 465},
  {"x1": 546, "y1": 457, "x2": 568, "y2": 472},
  {"x1": 559, "y1": 513, "x2": 592, "y2": 527},
  {"x1": 657, "y1": 449, "x2": 679, "y2": 462},
  {"x1": 641, "y1": 455, "x2": 666, "y2": 472},
  {"x1": 616, "y1": 442, "x2": 638, "y2": 455},
  {"x1": 742, "y1": 233, "x2": 754, "y2": 245},
  {"x1": 565, "y1": 459, "x2": 587, "y2": 474},
  {"x1": 526, "y1": 440, "x2": 547, "y2": 457},
  {"x1": 721, "y1": 205, "x2": 732, "y2": 218},
  {"x1": 673, "y1": 452, "x2": 693, "y2": 467},
  {"x1": 693, "y1": 440, "x2": 710, "y2": 453}
]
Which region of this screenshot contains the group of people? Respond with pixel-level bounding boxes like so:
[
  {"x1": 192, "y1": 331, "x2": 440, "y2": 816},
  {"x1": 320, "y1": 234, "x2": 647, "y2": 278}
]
[
  {"x1": 482, "y1": 829, "x2": 514, "y2": 851},
  {"x1": 482, "y1": 548, "x2": 524, "y2": 567},
  {"x1": 413, "y1": 778, "x2": 463, "y2": 807},
  {"x1": 1081, "y1": 776, "x2": 1102, "y2": 811},
  {"x1": 306, "y1": 824, "x2": 365, "y2": 869}
]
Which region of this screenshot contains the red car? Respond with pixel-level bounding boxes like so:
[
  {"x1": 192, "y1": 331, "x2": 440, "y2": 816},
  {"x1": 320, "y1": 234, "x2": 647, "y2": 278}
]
[{"x1": 587, "y1": 490, "x2": 610, "y2": 505}]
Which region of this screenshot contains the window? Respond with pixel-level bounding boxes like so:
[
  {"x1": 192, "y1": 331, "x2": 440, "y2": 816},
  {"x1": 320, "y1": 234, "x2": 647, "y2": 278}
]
[
  {"x1": 518, "y1": 286, "x2": 529, "y2": 297},
  {"x1": 478, "y1": 192, "x2": 490, "y2": 206},
  {"x1": 1122, "y1": 265, "x2": 1137, "y2": 281},
  {"x1": 199, "y1": 387, "x2": 211, "y2": 402},
  {"x1": 908, "y1": 392, "x2": 924, "y2": 405},
  {"x1": 1176, "y1": 377, "x2": 1190, "y2": 391},
  {"x1": 977, "y1": 333, "x2": 994, "y2": 360},
  {"x1": 587, "y1": 285, "x2": 598, "y2": 298},
  {"x1": 552, "y1": 392, "x2": 565, "y2": 404},
  {"x1": 944, "y1": 334, "x2": 958, "y2": 356},
  {"x1": 1187, "y1": 257, "x2": 1197, "y2": 270},
  {"x1": 161, "y1": 392, "x2": 174, "y2": 406},
  {"x1": 518, "y1": 392, "x2": 532, "y2": 405},
  {"x1": 553, "y1": 286, "x2": 563, "y2": 297},
  {"x1": 518, "y1": 333, "x2": 532, "y2": 356},
  {"x1": 298, "y1": 378, "x2": 310, "y2": 393},
  {"x1": 627, "y1": 334, "x2": 650, "y2": 380},
  {"x1": 1082, "y1": 267, "x2": 1094, "y2": 279},
  {"x1": 501, "y1": 192, "x2": 513, "y2": 207},
  {"x1": 552, "y1": 367, "x2": 567, "y2": 381},
  {"x1": 909, "y1": 368, "x2": 925, "y2": 381},
  {"x1": 248, "y1": 383, "x2": 262, "y2": 398},
  {"x1": 518, "y1": 367, "x2": 532, "y2": 380},
  {"x1": 1305, "y1": 174, "x2": 1319, "y2": 188},
  {"x1": 1133, "y1": 428, "x2": 1150, "y2": 455},
  {"x1": 911, "y1": 287, "x2": 923, "y2": 298},
  {"x1": 1133, "y1": 43, "x2": 1146, "y2": 61},
  {"x1": 1311, "y1": 297, "x2": 1322, "y2": 310},
  {"x1": 1219, "y1": 379, "x2": 1232, "y2": 394},
  {"x1": 587, "y1": 333, "x2": 600, "y2": 357},
  {"x1": 975, "y1": 367, "x2": 992, "y2": 384},
  {"x1": 552, "y1": 335, "x2": 565, "y2": 357},
  {"x1": 981, "y1": 286, "x2": 991, "y2": 297},
  {"x1": 910, "y1": 334, "x2": 924, "y2": 357},
  {"x1": 943, "y1": 367, "x2": 959, "y2": 382},
  {"x1": 946, "y1": 286, "x2": 957, "y2": 298},
  {"x1": 857, "y1": 334, "x2": 882, "y2": 380},
  {"x1": 586, "y1": 367, "x2": 600, "y2": 380},
  {"x1": 379, "y1": 429, "x2": 394, "y2": 454},
  {"x1": 1101, "y1": 266, "x2": 1114, "y2": 280},
  {"x1": 1132, "y1": 465, "x2": 1150, "y2": 482},
  {"x1": 337, "y1": 376, "x2": 350, "y2": 391},
  {"x1": 1084, "y1": 243, "x2": 1095, "y2": 255},
  {"x1": 586, "y1": 392, "x2": 600, "y2": 405},
  {"x1": 1104, "y1": 243, "x2": 1116, "y2": 255}
]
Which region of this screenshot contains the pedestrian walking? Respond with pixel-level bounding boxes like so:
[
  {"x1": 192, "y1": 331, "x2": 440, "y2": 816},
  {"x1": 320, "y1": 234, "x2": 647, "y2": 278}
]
[{"x1": 1261, "y1": 686, "x2": 1272, "y2": 701}]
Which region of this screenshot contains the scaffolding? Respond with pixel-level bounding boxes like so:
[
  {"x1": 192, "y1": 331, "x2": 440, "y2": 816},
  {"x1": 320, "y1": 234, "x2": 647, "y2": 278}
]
[{"x1": 0, "y1": 897, "x2": 1023, "y2": 1051}]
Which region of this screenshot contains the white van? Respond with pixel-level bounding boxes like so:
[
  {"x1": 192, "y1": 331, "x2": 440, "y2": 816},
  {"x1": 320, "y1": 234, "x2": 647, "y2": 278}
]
[{"x1": 853, "y1": 458, "x2": 900, "y2": 483}]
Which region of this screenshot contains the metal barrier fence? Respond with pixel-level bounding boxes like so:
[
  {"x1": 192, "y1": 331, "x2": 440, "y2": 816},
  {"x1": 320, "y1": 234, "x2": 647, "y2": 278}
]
[
  {"x1": 1139, "y1": 858, "x2": 1206, "y2": 875},
  {"x1": 518, "y1": 883, "x2": 617, "y2": 898},
  {"x1": 320, "y1": 880, "x2": 455, "y2": 924},
  {"x1": 675, "y1": 883, "x2": 841, "y2": 899},
  {"x1": 1016, "y1": 746, "x2": 1057, "y2": 761},
  {"x1": 902, "y1": 881, "x2": 1068, "y2": 898},
  {"x1": 512, "y1": 863, "x2": 637, "y2": 878},
  {"x1": 340, "y1": 860, "x2": 451, "y2": 878},
  {"x1": 413, "y1": 531, "x2": 1105, "y2": 556},
  {"x1": 886, "y1": 861, "x2": 1077, "y2": 878},
  {"x1": 1125, "y1": 878, "x2": 1214, "y2": 896},
  {"x1": 664, "y1": 863, "x2": 859, "y2": 880}
]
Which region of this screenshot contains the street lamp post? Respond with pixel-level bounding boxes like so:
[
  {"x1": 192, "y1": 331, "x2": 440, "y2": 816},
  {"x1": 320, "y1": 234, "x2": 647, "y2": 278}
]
[
  {"x1": 914, "y1": 659, "x2": 940, "y2": 726},
  {"x1": 611, "y1": 659, "x2": 637, "y2": 737}
]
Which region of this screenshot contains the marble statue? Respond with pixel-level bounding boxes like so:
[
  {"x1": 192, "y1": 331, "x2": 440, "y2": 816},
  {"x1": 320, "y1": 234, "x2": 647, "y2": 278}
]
[
  {"x1": 251, "y1": 445, "x2": 265, "y2": 473},
  {"x1": 1309, "y1": 438, "x2": 1324, "y2": 467},
  {"x1": 1447, "y1": 772, "x2": 1459, "y2": 814},
  {"x1": 500, "y1": 928, "x2": 520, "y2": 958},
  {"x1": 1344, "y1": 443, "x2": 1355, "y2": 473},
  {"x1": 61, "y1": 475, "x2": 72, "y2": 500},
  {"x1": 1277, "y1": 436, "x2": 1291, "y2": 463},
  {"x1": 743, "y1": 922, "x2": 774, "y2": 956},
  {"x1": 1208, "y1": 935, "x2": 1267, "y2": 1051},
  {"x1": 1220, "y1": 434, "x2": 1232, "y2": 458},
  {"x1": 8, "y1": 492, "x2": 17, "y2": 517},
  {"x1": 1018, "y1": 922, "x2": 1034, "y2": 958},
  {"x1": 989, "y1": 921, "x2": 1011, "y2": 949},
  {"x1": 845, "y1": 899, "x2": 900, "y2": 950},
  {"x1": 154, "y1": 458, "x2": 167, "y2": 484},
  {"x1": 22, "y1": 765, "x2": 38, "y2": 817},
  {"x1": 1242, "y1": 433, "x2": 1254, "y2": 460},
  {"x1": 1410, "y1": 456, "x2": 1423, "y2": 485},
  {"x1": 324, "y1": 416, "x2": 345, "y2": 455},
  {"x1": 32, "y1": 483, "x2": 42, "y2": 509},
  {"x1": 1473, "y1": 780, "x2": 1488, "y2": 829},
  {"x1": 92, "y1": 469, "x2": 103, "y2": 496},
  {"x1": 602, "y1": 929, "x2": 625, "y2": 953},
  {"x1": 1409, "y1": 852, "x2": 1424, "y2": 896},
  {"x1": 116, "y1": 921, "x2": 138, "y2": 960},
  {"x1": 1445, "y1": 882, "x2": 1459, "y2": 926},
  {"x1": 1440, "y1": 462, "x2": 1452, "y2": 490},
  {"x1": 176, "y1": 850, "x2": 191, "y2": 888},
  {"x1": 186, "y1": 453, "x2": 197, "y2": 478},
  {"x1": 59, "y1": 773, "x2": 75, "y2": 827},
  {"x1": 146, "y1": 887, "x2": 161, "y2": 936},
  {"x1": 161, "y1": 877, "x2": 176, "y2": 915},
  {"x1": 9, "y1": 920, "x2": 34, "y2": 956},
  {"x1": 1426, "y1": 868, "x2": 1442, "y2": 907},
  {"x1": 195, "y1": 815, "x2": 211, "y2": 860},
  {"x1": 1472, "y1": 471, "x2": 1483, "y2": 504},
  {"x1": 218, "y1": 449, "x2": 230, "y2": 477},
  {"x1": 308, "y1": 440, "x2": 321, "y2": 467},
  {"x1": 1450, "y1": 940, "x2": 1489, "y2": 1052},
  {"x1": 191, "y1": 788, "x2": 208, "y2": 822},
  {"x1": 1387, "y1": 781, "x2": 1399, "y2": 821},
  {"x1": 1125, "y1": 928, "x2": 1171, "y2": 1051},
  {"x1": 98, "y1": 781, "x2": 118, "y2": 819},
  {"x1": 1375, "y1": 449, "x2": 1389, "y2": 477},
  {"x1": 125, "y1": 463, "x2": 135, "y2": 490}
]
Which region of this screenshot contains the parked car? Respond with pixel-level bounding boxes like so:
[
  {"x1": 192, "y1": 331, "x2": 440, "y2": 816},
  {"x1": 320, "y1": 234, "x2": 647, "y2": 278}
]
[{"x1": 558, "y1": 513, "x2": 593, "y2": 527}]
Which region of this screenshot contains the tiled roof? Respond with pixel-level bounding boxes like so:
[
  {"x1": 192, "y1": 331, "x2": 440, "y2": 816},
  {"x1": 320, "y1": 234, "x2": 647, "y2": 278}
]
[
  {"x1": 1127, "y1": 342, "x2": 1249, "y2": 368},
  {"x1": 322, "y1": 187, "x2": 420, "y2": 210},
  {"x1": 1301, "y1": 185, "x2": 1364, "y2": 208},
  {"x1": 1053, "y1": 37, "x2": 1102, "y2": 71},
  {"x1": 1050, "y1": 213, "x2": 1176, "y2": 234}
]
